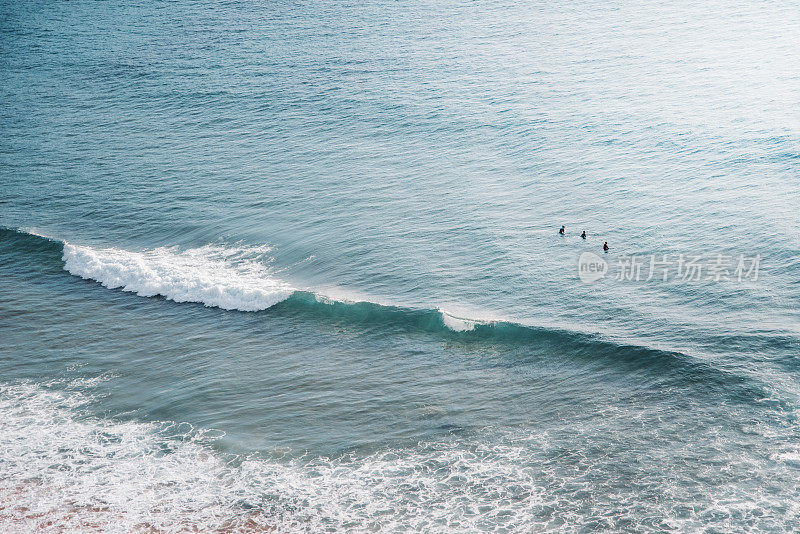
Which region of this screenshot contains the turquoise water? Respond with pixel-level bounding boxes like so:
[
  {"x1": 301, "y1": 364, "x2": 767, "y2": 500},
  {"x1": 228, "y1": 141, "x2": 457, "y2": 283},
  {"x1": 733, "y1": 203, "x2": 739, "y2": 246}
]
[{"x1": 2, "y1": 0, "x2": 800, "y2": 531}]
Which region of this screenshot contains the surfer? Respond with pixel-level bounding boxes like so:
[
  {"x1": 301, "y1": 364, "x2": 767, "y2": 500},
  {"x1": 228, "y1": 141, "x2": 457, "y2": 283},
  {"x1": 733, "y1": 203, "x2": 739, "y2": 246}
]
[
  {"x1": 581, "y1": 230, "x2": 586, "y2": 239},
  {"x1": 603, "y1": 241, "x2": 609, "y2": 252},
  {"x1": 559, "y1": 225, "x2": 565, "y2": 235}
]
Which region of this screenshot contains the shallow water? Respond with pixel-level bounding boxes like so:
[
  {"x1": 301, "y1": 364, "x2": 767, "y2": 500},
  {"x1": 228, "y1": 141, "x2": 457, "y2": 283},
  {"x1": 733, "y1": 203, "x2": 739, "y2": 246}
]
[{"x1": 2, "y1": 0, "x2": 800, "y2": 531}]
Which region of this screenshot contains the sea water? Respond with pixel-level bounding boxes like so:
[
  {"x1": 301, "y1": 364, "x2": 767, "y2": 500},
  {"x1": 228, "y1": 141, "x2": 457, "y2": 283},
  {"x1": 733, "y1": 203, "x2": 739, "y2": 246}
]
[{"x1": 2, "y1": 0, "x2": 800, "y2": 531}]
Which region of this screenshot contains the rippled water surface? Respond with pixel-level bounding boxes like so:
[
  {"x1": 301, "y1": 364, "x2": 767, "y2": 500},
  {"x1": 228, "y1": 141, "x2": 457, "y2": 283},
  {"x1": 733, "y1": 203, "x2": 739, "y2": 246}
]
[{"x1": 2, "y1": 0, "x2": 800, "y2": 531}]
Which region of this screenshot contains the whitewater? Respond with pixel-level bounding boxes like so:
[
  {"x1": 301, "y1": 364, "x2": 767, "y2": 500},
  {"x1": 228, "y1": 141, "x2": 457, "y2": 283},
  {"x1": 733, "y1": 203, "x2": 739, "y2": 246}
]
[
  {"x1": 62, "y1": 241, "x2": 295, "y2": 312},
  {"x1": 5, "y1": 379, "x2": 800, "y2": 533},
  {"x1": 60, "y1": 235, "x2": 487, "y2": 335}
]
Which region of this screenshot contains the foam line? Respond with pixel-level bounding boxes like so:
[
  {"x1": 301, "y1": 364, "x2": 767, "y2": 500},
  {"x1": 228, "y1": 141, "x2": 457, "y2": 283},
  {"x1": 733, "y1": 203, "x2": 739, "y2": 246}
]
[{"x1": 62, "y1": 242, "x2": 295, "y2": 312}]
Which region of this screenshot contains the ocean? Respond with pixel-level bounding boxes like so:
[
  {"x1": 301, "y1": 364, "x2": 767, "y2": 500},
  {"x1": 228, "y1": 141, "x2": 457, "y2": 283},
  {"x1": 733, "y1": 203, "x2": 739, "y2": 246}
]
[{"x1": 2, "y1": 0, "x2": 800, "y2": 531}]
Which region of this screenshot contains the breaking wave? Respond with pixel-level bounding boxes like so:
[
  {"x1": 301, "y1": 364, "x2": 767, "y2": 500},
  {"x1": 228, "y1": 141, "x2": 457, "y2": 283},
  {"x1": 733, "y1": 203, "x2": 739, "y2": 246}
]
[
  {"x1": 0, "y1": 227, "x2": 771, "y2": 401},
  {"x1": 62, "y1": 241, "x2": 295, "y2": 312},
  {"x1": 2, "y1": 227, "x2": 518, "y2": 332}
]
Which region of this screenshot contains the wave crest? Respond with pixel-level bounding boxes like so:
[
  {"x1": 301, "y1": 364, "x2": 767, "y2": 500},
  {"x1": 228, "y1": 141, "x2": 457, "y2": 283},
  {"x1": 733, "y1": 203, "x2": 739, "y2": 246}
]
[
  {"x1": 62, "y1": 242, "x2": 295, "y2": 311},
  {"x1": 1, "y1": 227, "x2": 771, "y2": 401}
]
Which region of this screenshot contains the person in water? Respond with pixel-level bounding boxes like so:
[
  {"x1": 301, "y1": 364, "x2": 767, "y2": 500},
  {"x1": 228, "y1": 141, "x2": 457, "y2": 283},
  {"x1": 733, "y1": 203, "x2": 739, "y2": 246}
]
[
  {"x1": 559, "y1": 225, "x2": 565, "y2": 235},
  {"x1": 581, "y1": 230, "x2": 586, "y2": 239},
  {"x1": 603, "y1": 241, "x2": 609, "y2": 252}
]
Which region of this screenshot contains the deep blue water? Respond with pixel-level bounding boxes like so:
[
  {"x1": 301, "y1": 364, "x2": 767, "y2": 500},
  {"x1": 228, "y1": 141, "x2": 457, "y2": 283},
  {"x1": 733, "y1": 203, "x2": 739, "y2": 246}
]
[{"x1": 2, "y1": 0, "x2": 800, "y2": 531}]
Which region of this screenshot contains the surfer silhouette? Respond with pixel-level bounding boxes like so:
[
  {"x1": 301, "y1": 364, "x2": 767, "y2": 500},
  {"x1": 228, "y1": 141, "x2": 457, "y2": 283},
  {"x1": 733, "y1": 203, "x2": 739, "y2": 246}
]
[
  {"x1": 603, "y1": 241, "x2": 609, "y2": 252},
  {"x1": 559, "y1": 225, "x2": 565, "y2": 235},
  {"x1": 581, "y1": 230, "x2": 586, "y2": 239}
]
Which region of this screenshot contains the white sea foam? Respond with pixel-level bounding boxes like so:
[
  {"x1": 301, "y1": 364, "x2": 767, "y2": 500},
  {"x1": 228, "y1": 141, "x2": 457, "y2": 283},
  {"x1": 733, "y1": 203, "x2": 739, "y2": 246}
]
[
  {"x1": 0, "y1": 382, "x2": 267, "y2": 533},
  {"x1": 62, "y1": 242, "x2": 295, "y2": 311},
  {"x1": 0, "y1": 381, "x2": 547, "y2": 532},
  {"x1": 440, "y1": 309, "x2": 479, "y2": 331},
  {"x1": 2, "y1": 381, "x2": 798, "y2": 532}
]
